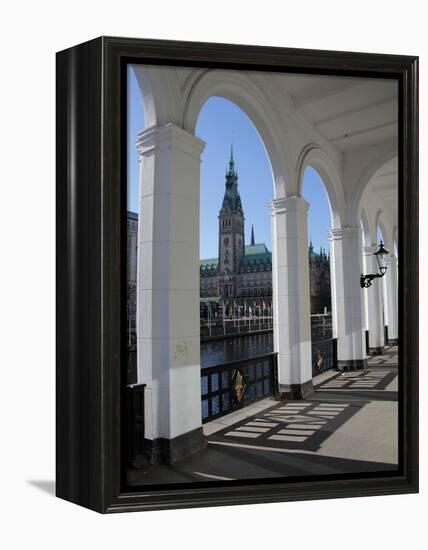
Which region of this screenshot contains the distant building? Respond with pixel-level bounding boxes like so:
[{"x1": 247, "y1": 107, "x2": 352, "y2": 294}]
[
  {"x1": 308, "y1": 241, "x2": 331, "y2": 314},
  {"x1": 199, "y1": 146, "x2": 331, "y2": 318},
  {"x1": 127, "y1": 147, "x2": 331, "y2": 334}
]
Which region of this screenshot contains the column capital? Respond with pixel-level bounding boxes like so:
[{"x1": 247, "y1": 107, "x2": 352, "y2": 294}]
[
  {"x1": 268, "y1": 195, "x2": 309, "y2": 215},
  {"x1": 328, "y1": 226, "x2": 360, "y2": 241},
  {"x1": 136, "y1": 123, "x2": 205, "y2": 160}
]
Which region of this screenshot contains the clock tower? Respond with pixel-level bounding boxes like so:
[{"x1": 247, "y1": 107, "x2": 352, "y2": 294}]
[{"x1": 218, "y1": 145, "x2": 245, "y2": 303}]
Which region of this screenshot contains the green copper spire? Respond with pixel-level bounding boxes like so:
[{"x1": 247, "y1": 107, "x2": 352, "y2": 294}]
[
  {"x1": 228, "y1": 142, "x2": 236, "y2": 175},
  {"x1": 221, "y1": 142, "x2": 242, "y2": 214}
]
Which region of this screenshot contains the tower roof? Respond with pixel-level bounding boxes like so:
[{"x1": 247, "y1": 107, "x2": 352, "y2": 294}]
[
  {"x1": 221, "y1": 142, "x2": 242, "y2": 213},
  {"x1": 229, "y1": 143, "x2": 235, "y2": 174}
]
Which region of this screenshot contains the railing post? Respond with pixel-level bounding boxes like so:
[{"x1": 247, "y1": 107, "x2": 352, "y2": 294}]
[
  {"x1": 272, "y1": 353, "x2": 280, "y2": 400},
  {"x1": 126, "y1": 383, "x2": 146, "y2": 467},
  {"x1": 333, "y1": 338, "x2": 338, "y2": 371}
]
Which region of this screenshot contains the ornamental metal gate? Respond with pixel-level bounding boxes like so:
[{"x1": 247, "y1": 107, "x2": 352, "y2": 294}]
[
  {"x1": 311, "y1": 338, "x2": 337, "y2": 378},
  {"x1": 201, "y1": 353, "x2": 279, "y2": 423}
]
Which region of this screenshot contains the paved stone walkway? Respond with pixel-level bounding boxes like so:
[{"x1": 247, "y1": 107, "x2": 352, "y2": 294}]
[{"x1": 128, "y1": 347, "x2": 398, "y2": 486}]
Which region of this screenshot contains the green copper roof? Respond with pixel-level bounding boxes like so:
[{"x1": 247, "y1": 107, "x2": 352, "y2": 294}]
[
  {"x1": 244, "y1": 243, "x2": 269, "y2": 255},
  {"x1": 200, "y1": 258, "x2": 218, "y2": 268},
  {"x1": 200, "y1": 243, "x2": 272, "y2": 268},
  {"x1": 241, "y1": 243, "x2": 271, "y2": 266}
]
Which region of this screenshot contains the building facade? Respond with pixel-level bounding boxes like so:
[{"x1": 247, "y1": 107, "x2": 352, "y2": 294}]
[
  {"x1": 127, "y1": 149, "x2": 331, "y2": 338},
  {"x1": 308, "y1": 242, "x2": 331, "y2": 314},
  {"x1": 128, "y1": 65, "x2": 398, "y2": 460},
  {"x1": 199, "y1": 148, "x2": 331, "y2": 318}
]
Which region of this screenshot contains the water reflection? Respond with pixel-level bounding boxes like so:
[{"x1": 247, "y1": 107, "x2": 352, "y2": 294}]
[
  {"x1": 201, "y1": 332, "x2": 273, "y2": 369},
  {"x1": 127, "y1": 318, "x2": 330, "y2": 383},
  {"x1": 126, "y1": 332, "x2": 274, "y2": 384}
]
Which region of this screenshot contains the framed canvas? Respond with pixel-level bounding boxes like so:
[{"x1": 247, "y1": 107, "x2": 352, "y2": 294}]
[{"x1": 56, "y1": 36, "x2": 418, "y2": 513}]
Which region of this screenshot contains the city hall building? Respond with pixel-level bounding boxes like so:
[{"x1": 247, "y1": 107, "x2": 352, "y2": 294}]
[
  {"x1": 127, "y1": 148, "x2": 331, "y2": 334},
  {"x1": 199, "y1": 147, "x2": 331, "y2": 318},
  {"x1": 126, "y1": 65, "x2": 399, "y2": 464}
]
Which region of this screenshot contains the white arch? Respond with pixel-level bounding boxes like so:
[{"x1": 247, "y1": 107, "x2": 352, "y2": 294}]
[
  {"x1": 183, "y1": 70, "x2": 292, "y2": 199},
  {"x1": 372, "y1": 206, "x2": 395, "y2": 251},
  {"x1": 131, "y1": 65, "x2": 184, "y2": 129},
  {"x1": 377, "y1": 214, "x2": 392, "y2": 251},
  {"x1": 374, "y1": 208, "x2": 382, "y2": 228},
  {"x1": 350, "y1": 147, "x2": 398, "y2": 226},
  {"x1": 296, "y1": 143, "x2": 345, "y2": 229},
  {"x1": 360, "y1": 207, "x2": 373, "y2": 247}
]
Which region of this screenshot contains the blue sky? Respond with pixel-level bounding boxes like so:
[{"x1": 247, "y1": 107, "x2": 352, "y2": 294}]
[{"x1": 127, "y1": 66, "x2": 332, "y2": 258}]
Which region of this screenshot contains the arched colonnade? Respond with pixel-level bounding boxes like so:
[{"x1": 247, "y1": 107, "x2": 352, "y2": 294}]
[{"x1": 132, "y1": 66, "x2": 398, "y2": 462}]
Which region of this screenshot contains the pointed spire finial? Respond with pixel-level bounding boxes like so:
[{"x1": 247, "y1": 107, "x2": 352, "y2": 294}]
[
  {"x1": 229, "y1": 139, "x2": 235, "y2": 173},
  {"x1": 251, "y1": 224, "x2": 255, "y2": 246}
]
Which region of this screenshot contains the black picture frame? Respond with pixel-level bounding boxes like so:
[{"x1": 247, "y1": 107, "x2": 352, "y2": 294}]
[{"x1": 56, "y1": 36, "x2": 418, "y2": 513}]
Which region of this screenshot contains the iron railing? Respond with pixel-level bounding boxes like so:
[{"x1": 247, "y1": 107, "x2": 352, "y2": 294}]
[
  {"x1": 201, "y1": 352, "x2": 278, "y2": 423},
  {"x1": 310, "y1": 313, "x2": 333, "y2": 341},
  {"x1": 126, "y1": 383, "x2": 146, "y2": 466},
  {"x1": 200, "y1": 318, "x2": 273, "y2": 340},
  {"x1": 311, "y1": 338, "x2": 337, "y2": 377}
]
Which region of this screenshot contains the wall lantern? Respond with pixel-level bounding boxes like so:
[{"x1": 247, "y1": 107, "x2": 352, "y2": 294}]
[{"x1": 360, "y1": 241, "x2": 389, "y2": 288}]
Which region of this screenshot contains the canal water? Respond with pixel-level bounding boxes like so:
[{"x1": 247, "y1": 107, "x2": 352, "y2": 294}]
[
  {"x1": 126, "y1": 332, "x2": 274, "y2": 384},
  {"x1": 127, "y1": 317, "x2": 331, "y2": 383},
  {"x1": 200, "y1": 332, "x2": 273, "y2": 369}
]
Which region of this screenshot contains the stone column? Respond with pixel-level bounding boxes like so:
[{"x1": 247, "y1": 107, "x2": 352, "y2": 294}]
[
  {"x1": 136, "y1": 123, "x2": 206, "y2": 464},
  {"x1": 385, "y1": 254, "x2": 399, "y2": 345},
  {"x1": 270, "y1": 196, "x2": 312, "y2": 399},
  {"x1": 361, "y1": 245, "x2": 385, "y2": 354},
  {"x1": 328, "y1": 227, "x2": 367, "y2": 370}
]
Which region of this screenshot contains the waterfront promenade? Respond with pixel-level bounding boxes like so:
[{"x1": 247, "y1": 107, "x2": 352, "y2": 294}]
[{"x1": 128, "y1": 347, "x2": 398, "y2": 486}]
